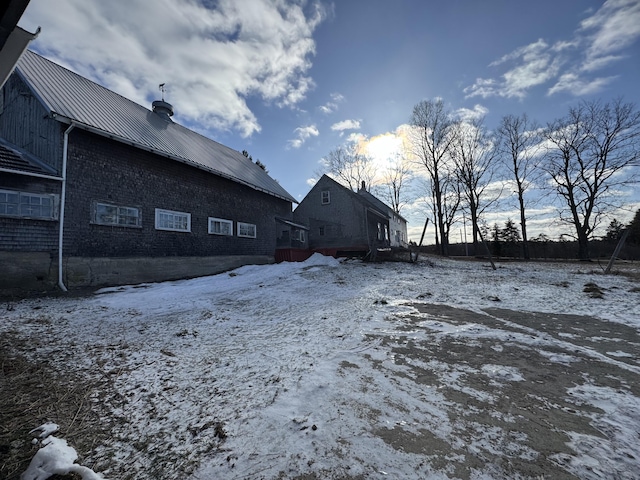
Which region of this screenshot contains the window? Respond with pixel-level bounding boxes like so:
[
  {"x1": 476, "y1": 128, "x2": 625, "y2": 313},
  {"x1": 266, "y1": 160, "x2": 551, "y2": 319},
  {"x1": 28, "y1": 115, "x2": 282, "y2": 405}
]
[
  {"x1": 319, "y1": 226, "x2": 325, "y2": 236},
  {"x1": 321, "y1": 190, "x2": 330, "y2": 204},
  {"x1": 155, "y1": 208, "x2": 191, "y2": 232},
  {"x1": 0, "y1": 189, "x2": 58, "y2": 220},
  {"x1": 208, "y1": 217, "x2": 233, "y2": 235},
  {"x1": 94, "y1": 202, "x2": 141, "y2": 227},
  {"x1": 237, "y1": 222, "x2": 257, "y2": 238},
  {"x1": 292, "y1": 229, "x2": 305, "y2": 242},
  {"x1": 377, "y1": 222, "x2": 384, "y2": 241}
]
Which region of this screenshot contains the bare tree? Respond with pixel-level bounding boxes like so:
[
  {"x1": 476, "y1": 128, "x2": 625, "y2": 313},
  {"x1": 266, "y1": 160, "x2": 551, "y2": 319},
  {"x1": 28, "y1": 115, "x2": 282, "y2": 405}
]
[
  {"x1": 496, "y1": 114, "x2": 542, "y2": 259},
  {"x1": 409, "y1": 99, "x2": 459, "y2": 256},
  {"x1": 451, "y1": 117, "x2": 499, "y2": 252},
  {"x1": 377, "y1": 153, "x2": 413, "y2": 214},
  {"x1": 543, "y1": 98, "x2": 640, "y2": 260},
  {"x1": 318, "y1": 144, "x2": 375, "y2": 191}
]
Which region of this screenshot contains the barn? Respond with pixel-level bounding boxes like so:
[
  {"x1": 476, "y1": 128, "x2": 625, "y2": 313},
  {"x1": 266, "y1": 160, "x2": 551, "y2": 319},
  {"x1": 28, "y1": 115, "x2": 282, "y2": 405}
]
[{"x1": 0, "y1": 50, "x2": 299, "y2": 293}]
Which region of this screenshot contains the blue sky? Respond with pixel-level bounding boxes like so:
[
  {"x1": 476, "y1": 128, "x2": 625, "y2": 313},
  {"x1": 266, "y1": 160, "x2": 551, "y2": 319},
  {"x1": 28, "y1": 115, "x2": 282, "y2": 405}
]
[{"x1": 19, "y1": 0, "x2": 640, "y2": 242}]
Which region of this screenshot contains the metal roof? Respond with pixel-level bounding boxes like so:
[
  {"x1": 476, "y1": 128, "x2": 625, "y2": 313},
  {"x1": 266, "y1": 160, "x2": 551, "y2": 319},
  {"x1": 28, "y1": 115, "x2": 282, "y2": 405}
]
[
  {"x1": 15, "y1": 50, "x2": 296, "y2": 203},
  {"x1": 357, "y1": 189, "x2": 407, "y2": 222},
  {"x1": 0, "y1": 136, "x2": 59, "y2": 177}
]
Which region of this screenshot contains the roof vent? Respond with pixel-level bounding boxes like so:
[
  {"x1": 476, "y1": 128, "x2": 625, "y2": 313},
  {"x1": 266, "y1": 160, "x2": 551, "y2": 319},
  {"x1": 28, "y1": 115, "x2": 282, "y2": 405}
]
[{"x1": 152, "y1": 100, "x2": 173, "y2": 120}]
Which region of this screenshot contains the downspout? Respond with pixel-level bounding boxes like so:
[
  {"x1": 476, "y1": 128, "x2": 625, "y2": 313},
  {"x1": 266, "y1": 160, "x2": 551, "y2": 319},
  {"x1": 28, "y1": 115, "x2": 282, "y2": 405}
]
[{"x1": 58, "y1": 123, "x2": 75, "y2": 292}]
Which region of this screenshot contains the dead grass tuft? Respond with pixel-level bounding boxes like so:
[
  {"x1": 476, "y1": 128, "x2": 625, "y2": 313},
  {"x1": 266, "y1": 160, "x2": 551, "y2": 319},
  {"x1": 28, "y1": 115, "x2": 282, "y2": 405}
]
[{"x1": 0, "y1": 332, "x2": 111, "y2": 480}]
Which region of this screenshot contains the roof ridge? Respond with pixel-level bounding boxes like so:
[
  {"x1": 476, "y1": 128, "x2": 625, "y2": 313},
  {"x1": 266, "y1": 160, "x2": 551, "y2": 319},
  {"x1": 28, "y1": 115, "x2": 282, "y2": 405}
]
[{"x1": 15, "y1": 50, "x2": 296, "y2": 203}]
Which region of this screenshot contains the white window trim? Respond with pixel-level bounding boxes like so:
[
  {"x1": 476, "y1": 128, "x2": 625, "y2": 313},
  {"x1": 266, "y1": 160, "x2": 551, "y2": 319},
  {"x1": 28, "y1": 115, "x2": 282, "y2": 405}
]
[
  {"x1": 0, "y1": 188, "x2": 58, "y2": 220},
  {"x1": 155, "y1": 208, "x2": 191, "y2": 232},
  {"x1": 93, "y1": 201, "x2": 141, "y2": 228},
  {"x1": 321, "y1": 190, "x2": 330, "y2": 205},
  {"x1": 237, "y1": 222, "x2": 257, "y2": 238},
  {"x1": 208, "y1": 217, "x2": 233, "y2": 236}
]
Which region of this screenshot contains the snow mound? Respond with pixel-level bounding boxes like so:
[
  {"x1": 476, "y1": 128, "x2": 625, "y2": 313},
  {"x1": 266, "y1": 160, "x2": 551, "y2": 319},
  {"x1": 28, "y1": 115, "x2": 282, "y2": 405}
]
[{"x1": 21, "y1": 424, "x2": 104, "y2": 480}]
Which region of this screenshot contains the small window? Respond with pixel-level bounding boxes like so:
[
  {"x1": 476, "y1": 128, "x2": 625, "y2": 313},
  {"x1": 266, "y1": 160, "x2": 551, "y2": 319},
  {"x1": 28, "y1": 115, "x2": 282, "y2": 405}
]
[
  {"x1": 292, "y1": 230, "x2": 305, "y2": 242},
  {"x1": 319, "y1": 226, "x2": 325, "y2": 236},
  {"x1": 94, "y1": 202, "x2": 141, "y2": 227},
  {"x1": 321, "y1": 190, "x2": 330, "y2": 204},
  {"x1": 238, "y1": 222, "x2": 256, "y2": 238},
  {"x1": 0, "y1": 189, "x2": 58, "y2": 220},
  {"x1": 155, "y1": 208, "x2": 191, "y2": 232},
  {"x1": 209, "y1": 217, "x2": 233, "y2": 235}
]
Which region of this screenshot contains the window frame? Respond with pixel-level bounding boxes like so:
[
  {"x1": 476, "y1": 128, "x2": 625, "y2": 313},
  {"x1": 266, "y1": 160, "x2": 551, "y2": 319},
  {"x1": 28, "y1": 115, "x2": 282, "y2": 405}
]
[
  {"x1": 321, "y1": 190, "x2": 330, "y2": 205},
  {"x1": 155, "y1": 208, "x2": 191, "y2": 232},
  {"x1": 92, "y1": 201, "x2": 141, "y2": 228},
  {"x1": 237, "y1": 221, "x2": 257, "y2": 238},
  {"x1": 0, "y1": 189, "x2": 58, "y2": 220},
  {"x1": 208, "y1": 217, "x2": 233, "y2": 236}
]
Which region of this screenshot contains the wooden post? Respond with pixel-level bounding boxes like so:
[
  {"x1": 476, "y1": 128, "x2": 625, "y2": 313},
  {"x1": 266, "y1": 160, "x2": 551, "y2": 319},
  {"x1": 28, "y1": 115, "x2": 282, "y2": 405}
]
[
  {"x1": 412, "y1": 217, "x2": 430, "y2": 262},
  {"x1": 477, "y1": 227, "x2": 497, "y2": 270},
  {"x1": 605, "y1": 229, "x2": 629, "y2": 274}
]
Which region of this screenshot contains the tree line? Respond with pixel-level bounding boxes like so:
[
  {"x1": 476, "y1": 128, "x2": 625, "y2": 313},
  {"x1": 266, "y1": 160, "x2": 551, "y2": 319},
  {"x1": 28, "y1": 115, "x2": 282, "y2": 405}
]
[{"x1": 319, "y1": 97, "x2": 640, "y2": 260}]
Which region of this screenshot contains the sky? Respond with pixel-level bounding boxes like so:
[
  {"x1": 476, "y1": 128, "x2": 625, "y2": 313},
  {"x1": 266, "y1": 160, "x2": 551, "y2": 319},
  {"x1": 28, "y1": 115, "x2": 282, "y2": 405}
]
[
  {"x1": 18, "y1": 0, "x2": 640, "y2": 242},
  {"x1": 8, "y1": 255, "x2": 640, "y2": 479}
]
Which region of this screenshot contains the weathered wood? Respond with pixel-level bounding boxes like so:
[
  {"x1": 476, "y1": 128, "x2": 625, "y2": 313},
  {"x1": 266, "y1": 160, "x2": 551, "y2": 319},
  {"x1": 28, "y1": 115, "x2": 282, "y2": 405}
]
[
  {"x1": 411, "y1": 217, "x2": 429, "y2": 263},
  {"x1": 477, "y1": 227, "x2": 497, "y2": 270},
  {"x1": 605, "y1": 229, "x2": 629, "y2": 274}
]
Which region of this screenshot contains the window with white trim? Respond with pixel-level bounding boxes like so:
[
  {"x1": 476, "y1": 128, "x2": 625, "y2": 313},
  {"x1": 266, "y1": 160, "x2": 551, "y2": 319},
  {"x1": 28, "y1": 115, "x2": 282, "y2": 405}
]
[
  {"x1": 208, "y1": 217, "x2": 233, "y2": 235},
  {"x1": 237, "y1": 222, "x2": 256, "y2": 238},
  {"x1": 321, "y1": 190, "x2": 330, "y2": 204},
  {"x1": 0, "y1": 189, "x2": 58, "y2": 220},
  {"x1": 155, "y1": 208, "x2": 191, "y2": 232},
  {"x1": 292, "y1": 229, "x2": 305, "y2": 242},
  {"x1": 93, "y1": 202, "x2": 141, "y2": 227}
]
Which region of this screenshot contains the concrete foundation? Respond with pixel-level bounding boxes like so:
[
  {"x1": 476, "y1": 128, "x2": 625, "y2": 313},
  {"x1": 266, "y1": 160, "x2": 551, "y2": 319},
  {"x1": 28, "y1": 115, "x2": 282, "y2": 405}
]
[{"x1": 0, "y1": 252, "x2": 273, "y2": 295}]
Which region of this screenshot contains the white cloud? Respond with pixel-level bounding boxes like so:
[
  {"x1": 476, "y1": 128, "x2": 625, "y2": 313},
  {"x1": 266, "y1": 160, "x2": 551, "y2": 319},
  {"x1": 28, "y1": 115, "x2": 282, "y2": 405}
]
[
  {"x1": 288, "y1": 125, "x2": 319, "y2": 149},
  {"x1": 319, "y1": 92, "x2": 345, "y2": 114},
  {"x1": 547, "y1": 73, "x2": 618, "y2": 96},
  {"x1": 466, "y1": 39, "x2": 561, "y2": 99},
  {"x1": 465, "y1": 0, "x2": 640, "y2": 100},
  {"x1": 580, "y1": 0, "x2": 640, "y2": 62},
  {"x1": 330, "y1": 119, "x2": 361, "y2": 132},
  {"x1": 21, "y1": 0, "x2": 326, "y2": 137},
  {"x1": 455, "y1": 104, "x2": 489, "y2": 122}
]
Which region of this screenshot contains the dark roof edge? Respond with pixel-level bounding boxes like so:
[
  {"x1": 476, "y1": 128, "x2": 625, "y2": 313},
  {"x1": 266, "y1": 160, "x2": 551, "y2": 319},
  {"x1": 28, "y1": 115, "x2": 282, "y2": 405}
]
[
  {"x1": 52, "y1": 115, "x2": 297, "y2": 204},
  {"x1": 0, "y1": 167, "x2": 62, "y2": 181}
]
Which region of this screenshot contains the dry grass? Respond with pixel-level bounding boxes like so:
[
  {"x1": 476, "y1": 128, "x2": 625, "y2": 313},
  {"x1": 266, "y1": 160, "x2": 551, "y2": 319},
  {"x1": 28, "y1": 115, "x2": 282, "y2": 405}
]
[{"x1": 0, "y1": 331, "x2": 111, "y2": 480}]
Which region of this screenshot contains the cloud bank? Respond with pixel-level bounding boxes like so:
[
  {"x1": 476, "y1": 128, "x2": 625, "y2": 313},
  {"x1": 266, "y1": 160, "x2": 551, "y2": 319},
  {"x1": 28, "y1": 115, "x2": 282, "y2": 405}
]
[{"x1": 21, "y1": 0, "x2": 326, "y2": 137}]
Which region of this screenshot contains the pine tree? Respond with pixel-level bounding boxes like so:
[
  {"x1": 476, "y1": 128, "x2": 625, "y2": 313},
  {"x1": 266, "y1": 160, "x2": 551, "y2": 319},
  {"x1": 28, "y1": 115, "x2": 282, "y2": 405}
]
[{"x1": 628, "y1": 209, "x2": 640, "y2": 244}]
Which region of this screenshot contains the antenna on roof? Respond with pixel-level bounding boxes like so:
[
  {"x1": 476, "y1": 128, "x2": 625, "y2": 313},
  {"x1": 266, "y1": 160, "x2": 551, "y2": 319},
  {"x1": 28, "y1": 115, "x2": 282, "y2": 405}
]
[{"x1": 159, "y1": 83, "x2": 166, "y2": 101}]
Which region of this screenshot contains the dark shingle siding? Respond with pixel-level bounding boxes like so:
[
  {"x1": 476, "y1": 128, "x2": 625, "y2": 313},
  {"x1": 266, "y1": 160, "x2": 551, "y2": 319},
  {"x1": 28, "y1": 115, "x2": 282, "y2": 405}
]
[{"x1": 62, "y1": 129, "x2": 290, "y2": 257}]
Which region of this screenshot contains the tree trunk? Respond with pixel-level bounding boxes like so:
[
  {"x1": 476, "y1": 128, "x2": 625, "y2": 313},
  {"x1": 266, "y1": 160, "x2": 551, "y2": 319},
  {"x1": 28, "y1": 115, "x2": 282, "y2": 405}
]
[
  {"x1": 577, "y1": 228, "x2": 590, "y2": 260},
  {"x1": 518, "y1": 191, "x2": 530, "y2": 260}
]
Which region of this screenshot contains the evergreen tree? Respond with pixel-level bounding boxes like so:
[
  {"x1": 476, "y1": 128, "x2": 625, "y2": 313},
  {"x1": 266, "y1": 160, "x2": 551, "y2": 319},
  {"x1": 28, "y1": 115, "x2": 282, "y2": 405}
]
[
  {"x1": 628, "y1": 209, "x2": 640, "y2": 244},
  {"x1": 604, "y1": 219, "x2": 624, "y2": 241}
]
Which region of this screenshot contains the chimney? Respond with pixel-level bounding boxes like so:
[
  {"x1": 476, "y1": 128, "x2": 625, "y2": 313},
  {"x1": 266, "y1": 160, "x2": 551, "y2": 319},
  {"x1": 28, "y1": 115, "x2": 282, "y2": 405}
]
[
  {"x1": 361, "y1": 180, "x2": 366, "y2": 191},
  {"x1": 152, "y1": 100, "x2": 174, "y2": 121}
]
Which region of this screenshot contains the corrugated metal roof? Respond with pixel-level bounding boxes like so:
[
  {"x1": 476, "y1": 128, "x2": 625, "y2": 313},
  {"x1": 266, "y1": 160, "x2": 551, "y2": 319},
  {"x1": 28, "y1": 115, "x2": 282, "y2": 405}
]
[{"x1": 15, "y1": 50, "x2": 296, "y2": 203}]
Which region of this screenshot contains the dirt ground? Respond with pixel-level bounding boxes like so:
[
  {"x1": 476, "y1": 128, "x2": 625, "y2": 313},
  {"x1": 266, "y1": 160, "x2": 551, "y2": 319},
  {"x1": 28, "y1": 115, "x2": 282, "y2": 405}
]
[{"x1": 361, "y1": 303, "x2": 640, "y2": 480}]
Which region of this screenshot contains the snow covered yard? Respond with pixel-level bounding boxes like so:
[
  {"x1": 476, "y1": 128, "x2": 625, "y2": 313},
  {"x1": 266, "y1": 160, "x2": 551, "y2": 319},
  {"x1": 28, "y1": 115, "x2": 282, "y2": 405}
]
[{"x1": 2, "y1": 254, "x2": 640, "y2": 479}]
